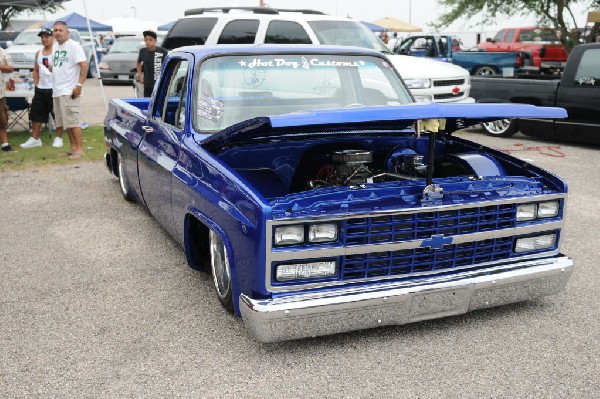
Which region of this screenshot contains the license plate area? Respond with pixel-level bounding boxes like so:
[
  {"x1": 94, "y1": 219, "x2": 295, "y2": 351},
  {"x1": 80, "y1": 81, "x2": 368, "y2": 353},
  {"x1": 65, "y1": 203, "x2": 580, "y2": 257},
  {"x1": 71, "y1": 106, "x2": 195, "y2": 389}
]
[
  {"x1": 118, "y1": 74, "x2": 129, "y2": 80},
  {"x1": 409, "y1": 288, "x2": 469, "y2": 322}
]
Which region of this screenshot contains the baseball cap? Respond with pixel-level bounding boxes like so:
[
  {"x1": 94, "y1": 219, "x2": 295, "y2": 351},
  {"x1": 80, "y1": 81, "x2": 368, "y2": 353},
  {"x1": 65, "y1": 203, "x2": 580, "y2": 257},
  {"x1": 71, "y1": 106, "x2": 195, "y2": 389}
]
[
  {"x1": 38, "y1": 27, "x2": 53, "y2": 37},
  {"x1": 142, "y1": 30, "x2": 157, "y2": 39}
]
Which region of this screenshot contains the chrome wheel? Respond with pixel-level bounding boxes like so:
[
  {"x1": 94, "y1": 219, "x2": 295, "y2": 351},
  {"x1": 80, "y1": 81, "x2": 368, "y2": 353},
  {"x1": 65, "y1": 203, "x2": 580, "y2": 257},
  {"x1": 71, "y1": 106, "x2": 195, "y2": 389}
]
[
  {"x1": 210, "y1": 230, "x2": 234, "y2": 312},
  {"x1": 118, "y1": 155, "x2": 134, "y2": 201},
  {"x1": 474, "y1": 66, "x2": 497, "y2": 76},
  {"x1": 481, "y1": 118, "x2": 518, "y2": 137}
]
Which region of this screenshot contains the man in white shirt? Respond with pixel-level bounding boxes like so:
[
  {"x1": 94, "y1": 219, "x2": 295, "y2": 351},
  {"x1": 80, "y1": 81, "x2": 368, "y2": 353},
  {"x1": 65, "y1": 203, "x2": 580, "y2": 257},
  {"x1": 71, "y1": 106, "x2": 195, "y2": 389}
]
[
  {"x1": 51, "y1": 21, "x2": 88, "y2": 159},
  {"x1": 387, "y1": 32, "x2": 399, "y2": 51}
]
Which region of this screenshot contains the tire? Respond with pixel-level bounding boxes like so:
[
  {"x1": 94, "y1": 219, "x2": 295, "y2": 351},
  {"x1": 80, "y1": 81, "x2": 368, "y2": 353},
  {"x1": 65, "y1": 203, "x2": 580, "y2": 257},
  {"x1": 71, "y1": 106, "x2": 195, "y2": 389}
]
[
  {"x1": 473, "y1": 65, "x2": 498, "y2": 76},
  {"x1": 117, "y1": 154, "x2": 135, "y2": 201},
  {"x1": 481, "y1": 119, "x2": 518, "y2": 137},
  {"x1": 209, "y1": 230, "x2": 234, "y2": 313},
  {"x1": 87, "y1": 57, "x2": 96, "y2": 78}
]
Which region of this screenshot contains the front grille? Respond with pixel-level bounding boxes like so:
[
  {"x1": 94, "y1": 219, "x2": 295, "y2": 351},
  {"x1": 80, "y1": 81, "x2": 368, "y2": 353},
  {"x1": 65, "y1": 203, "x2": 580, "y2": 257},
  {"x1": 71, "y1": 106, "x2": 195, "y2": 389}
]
[
  {"x1": 344, "y1": 204, "x2": 516, "y2": 245},
  {"x1": 107, "y1": 62, "x2": 134, "y2": 73},
  {"x1": 340, "y1": 237, "x2": 513, "y2": 280},
  {"x1": 8, "y1": 53, "x2": 35, "y2": 63},
  {"x1": 433, "y1": 79, "x2": 465, "y2": 87},
  {"x1": 434, "y1": 92, "x2": 465, "y2": 100}
]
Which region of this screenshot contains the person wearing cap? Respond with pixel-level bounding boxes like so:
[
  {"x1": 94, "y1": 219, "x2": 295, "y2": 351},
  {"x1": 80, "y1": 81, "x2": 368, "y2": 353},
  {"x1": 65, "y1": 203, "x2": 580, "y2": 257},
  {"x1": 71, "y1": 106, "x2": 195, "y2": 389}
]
[
  {"x1": 20, "y1": 27, "x2": 65, "y2": 149},
  {"x1": 51, "y1": 21, "x2": 88, "y2": 159},
  {"x1": 136, "y1": 30, "x2": 168, "y2": 97},
  {"x1": 0, "y1": 40, "x2": 14, "y2": 152}
]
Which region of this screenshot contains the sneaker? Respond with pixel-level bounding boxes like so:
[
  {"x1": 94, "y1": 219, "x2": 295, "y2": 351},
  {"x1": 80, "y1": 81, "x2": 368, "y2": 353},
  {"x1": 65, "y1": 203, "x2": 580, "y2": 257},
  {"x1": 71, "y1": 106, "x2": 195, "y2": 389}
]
[
  {"x1": 20, "y1": 137, "x2": 42, "y2": 148},
  {"x1": 1, "y1": 144, "x2": 13, "y2": 152},
  {"x1": 52, "y1": 137, "x2": 64, "y2": 148}
]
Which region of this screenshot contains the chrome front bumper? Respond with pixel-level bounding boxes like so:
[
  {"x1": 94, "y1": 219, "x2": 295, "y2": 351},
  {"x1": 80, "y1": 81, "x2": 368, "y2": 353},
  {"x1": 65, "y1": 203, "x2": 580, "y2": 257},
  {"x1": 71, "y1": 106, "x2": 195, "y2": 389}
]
[{"x1": 240, "y1": 255, "x2": 573, "y2": 343}]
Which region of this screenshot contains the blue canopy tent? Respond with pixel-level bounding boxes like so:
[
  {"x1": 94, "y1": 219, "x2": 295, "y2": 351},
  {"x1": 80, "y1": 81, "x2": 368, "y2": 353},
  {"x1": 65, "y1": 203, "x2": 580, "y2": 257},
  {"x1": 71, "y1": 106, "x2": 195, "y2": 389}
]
[
  {"x1": 43, "y1": 12, "x2": 112, "y2": 31},
  {"x1": 361, "y1": 21, "x2": 385, "y2": 32},
  {"x1": 158, "y1": 21, "x2": 176, "y2": 31}
]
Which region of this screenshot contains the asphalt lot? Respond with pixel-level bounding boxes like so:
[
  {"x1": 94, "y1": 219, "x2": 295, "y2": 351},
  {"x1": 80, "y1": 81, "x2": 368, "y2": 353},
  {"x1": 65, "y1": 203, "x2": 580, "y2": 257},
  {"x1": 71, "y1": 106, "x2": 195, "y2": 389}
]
[{"x1": 1, "y1": 81, "x2": 599, "y2": 397}]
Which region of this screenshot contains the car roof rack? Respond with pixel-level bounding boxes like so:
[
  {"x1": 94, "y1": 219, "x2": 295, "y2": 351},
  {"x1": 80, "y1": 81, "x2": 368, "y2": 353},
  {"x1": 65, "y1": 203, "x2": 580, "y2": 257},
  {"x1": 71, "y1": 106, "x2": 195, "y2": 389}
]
[{"x1": 184, "y1": 7, "x2": 325, "y2": 16}]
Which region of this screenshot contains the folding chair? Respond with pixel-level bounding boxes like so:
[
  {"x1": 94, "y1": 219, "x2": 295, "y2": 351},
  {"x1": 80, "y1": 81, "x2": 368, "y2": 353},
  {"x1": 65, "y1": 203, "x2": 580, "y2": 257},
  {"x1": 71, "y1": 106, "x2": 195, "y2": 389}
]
[{"x1": 6, "y1": 97, "x2": 31, "y2": 132}]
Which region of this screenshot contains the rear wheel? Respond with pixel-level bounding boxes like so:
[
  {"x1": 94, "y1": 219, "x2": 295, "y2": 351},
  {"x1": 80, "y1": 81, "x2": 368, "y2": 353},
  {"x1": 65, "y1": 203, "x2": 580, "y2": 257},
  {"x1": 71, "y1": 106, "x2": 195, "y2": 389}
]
[
  {"x1": 473, "y1": 65, "x2": 498, "y2": 76},
  {"x1": 117, "y1": 154, "x2": 134, "y2": 201},
  {"x1": 209, "y1": 230, "x2": 234, "y2": 313},
  {"x1": 481, "y1": 119, "x2": 518, "y2": 137}
]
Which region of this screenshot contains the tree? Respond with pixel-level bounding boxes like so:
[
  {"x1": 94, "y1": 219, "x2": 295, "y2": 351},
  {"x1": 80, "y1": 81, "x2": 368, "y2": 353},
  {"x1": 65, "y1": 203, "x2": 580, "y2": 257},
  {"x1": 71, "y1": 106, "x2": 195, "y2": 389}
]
[
  {"x1": 434, "y1": 0, "x2": 598, "y2": 52},
  {"x1": 0, "y1": 1, "x2": 66, "y2": 30}
]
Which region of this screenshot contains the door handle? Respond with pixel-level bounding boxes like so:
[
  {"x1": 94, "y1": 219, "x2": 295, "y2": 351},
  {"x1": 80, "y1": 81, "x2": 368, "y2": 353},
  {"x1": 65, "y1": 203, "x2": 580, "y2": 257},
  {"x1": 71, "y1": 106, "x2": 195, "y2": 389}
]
[{"x1": 142, "y1": 126, "x2": 154, "y2": 133}]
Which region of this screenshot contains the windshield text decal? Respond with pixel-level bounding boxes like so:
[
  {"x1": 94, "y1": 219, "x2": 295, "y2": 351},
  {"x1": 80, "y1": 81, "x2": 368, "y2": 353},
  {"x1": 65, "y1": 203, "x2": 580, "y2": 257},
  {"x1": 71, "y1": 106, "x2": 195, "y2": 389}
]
[{"x1": 238, "y1": 58, "x2": 366, "y2": 69}]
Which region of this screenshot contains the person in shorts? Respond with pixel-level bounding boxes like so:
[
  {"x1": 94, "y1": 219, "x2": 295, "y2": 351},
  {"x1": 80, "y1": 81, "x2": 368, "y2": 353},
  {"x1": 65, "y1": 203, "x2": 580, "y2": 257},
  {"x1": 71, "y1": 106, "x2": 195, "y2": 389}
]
[
  {"x1": 0, "y1": 45, "x2": 14, "y2": 152},
  {"x1": 20, "y1": 27, "x2": 64, "y2": 149},
  {"x1": 51, "y1": 21, "x2": 87, "y2": 159}
]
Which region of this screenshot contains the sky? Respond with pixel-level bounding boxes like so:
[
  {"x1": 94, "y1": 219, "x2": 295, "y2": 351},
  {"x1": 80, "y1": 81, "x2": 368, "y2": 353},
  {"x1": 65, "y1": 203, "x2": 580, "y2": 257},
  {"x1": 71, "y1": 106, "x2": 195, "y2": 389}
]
[{"x1": 24, "y1": 0, "x2": 592, "y2": 46}]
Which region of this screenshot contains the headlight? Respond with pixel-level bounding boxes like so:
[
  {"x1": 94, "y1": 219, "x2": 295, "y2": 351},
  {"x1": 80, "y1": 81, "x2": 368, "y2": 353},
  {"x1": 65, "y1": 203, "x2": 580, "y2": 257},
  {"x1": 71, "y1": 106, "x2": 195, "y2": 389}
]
[
  {"x1": 276, "y1": 261, "x2": 337, "y2": 281},
  {"x1": 537, "y1": 201, "x2": 559, "y2": 218},
  {"x1": 308, "y1": 223, "x2": 338, "y2": 243},
  {"x1": 516, "y1": 204, "x2": 536, "y2": 221},
  {"x1": 404, "y1": 78, "x2": 431, "y2": 89},
  {"x1": 514, "y1": 233, "x2": 556, "y2": 253},
  {"x1": 274, "y1": 225, "x2": 304, "y2": 246}
]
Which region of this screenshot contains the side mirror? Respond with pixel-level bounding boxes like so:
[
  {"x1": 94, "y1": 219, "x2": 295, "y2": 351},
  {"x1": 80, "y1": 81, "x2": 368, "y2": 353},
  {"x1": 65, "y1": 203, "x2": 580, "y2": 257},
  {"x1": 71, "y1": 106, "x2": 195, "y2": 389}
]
[{"x1": 486, "y1": 38, "x2": 492, "y2": 42}]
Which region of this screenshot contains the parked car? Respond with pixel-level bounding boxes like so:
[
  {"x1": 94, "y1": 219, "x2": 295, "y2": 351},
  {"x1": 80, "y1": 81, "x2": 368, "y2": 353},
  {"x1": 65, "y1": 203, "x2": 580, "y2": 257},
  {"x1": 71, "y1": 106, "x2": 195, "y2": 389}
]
[
  {"x1": 0, "y1": 31, "x2": 19, "y2": 49},
  {"x1": 161, "y1": 6, "x2": 474, "y2": 104},
  {"x1": 470, "y1": 43, "x2": 600, "y2": 143},
  {"x1": 477, "y1": 27, "x2": 568, "y2": 74},
  {"x1": 103, "y1": 44, "x2": 572, "y2": 342},
  {"x1": 396, "y1": 35, "x2": 531, "y2": 76},
  {"x1": 6, "y1": 29, "x2": 97, "y2": 78},
  {"x1": 98, "y1": 36, "x2": 144, "y2": 84}
]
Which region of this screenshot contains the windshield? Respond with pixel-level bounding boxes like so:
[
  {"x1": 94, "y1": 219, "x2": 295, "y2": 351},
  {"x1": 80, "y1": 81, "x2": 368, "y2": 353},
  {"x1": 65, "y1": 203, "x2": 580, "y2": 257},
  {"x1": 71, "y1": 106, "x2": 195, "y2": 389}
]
[
  {"x1": 109, "y1": 39, "x2": 144, "y2": 53},
  {"x1": 12, "y1": 31, "x2": 41, "y2": 45},
  {"x1": 307, "y1": 20, "x2": 390, "y2": 53},
  {"x1": 195, "y1": 53, "x2": 413, "y2": 132}
]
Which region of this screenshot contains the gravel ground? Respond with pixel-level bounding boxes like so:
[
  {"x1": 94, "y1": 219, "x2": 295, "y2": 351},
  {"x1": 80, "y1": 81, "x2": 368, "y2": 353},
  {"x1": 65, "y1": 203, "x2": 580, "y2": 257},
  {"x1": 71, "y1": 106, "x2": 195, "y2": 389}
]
[{"x1": 0, "y1": 87, "x2": 598, "y2": 397}]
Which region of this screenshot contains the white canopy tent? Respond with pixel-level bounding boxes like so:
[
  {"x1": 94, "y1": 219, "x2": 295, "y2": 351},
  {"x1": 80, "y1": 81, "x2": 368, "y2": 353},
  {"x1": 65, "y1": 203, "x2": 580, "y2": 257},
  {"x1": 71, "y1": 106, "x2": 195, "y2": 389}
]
[{"x1": 104, "y1": 17, "x2": 158, "y2": 37}]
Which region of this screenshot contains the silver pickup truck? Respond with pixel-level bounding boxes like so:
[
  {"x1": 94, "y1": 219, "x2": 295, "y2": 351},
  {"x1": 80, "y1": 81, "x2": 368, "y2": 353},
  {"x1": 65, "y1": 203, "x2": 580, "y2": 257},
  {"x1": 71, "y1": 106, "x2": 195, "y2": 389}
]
[{"x1": 6, "y1": 29, "x2": 96, "y2": 78}]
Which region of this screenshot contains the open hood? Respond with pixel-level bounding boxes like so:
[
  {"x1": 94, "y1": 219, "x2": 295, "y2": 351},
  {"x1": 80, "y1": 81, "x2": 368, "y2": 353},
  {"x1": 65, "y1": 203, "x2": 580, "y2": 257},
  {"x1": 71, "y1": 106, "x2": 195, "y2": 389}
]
[{"x1": 200, "y1": 103, "x2": 566, "y2": 153}]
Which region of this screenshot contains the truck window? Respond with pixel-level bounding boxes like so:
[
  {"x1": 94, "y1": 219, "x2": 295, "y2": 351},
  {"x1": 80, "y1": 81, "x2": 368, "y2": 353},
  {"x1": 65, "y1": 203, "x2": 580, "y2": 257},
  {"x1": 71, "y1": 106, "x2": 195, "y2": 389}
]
[
  {"x1": 160, "y1": 60, "x2": 189, "y2": 128},
  {"x1": 265, "y1": 21, "x2": 311, "y2": 44},
  {"x1": 162, "y1": 17, "x2": 217, "y2": 50},
  {"x1": 504, "y1": 29, "x2": 516, "y2": 42},
  {"x1": 217, "y1": 20, "x2": 259, "y2": 44},
  {"x1": 492, "y1": 30, "x2": 505, "y2": 42},
  {"x1": 573, "y1": 48, "x2": 600, "y2": 86}
]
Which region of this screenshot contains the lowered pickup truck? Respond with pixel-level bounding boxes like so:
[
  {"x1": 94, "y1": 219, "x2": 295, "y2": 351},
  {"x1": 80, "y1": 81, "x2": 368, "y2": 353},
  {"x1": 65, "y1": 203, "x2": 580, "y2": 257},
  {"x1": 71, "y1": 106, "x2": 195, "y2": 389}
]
[
  {"x1": 396, "y1": 35, "x2": 529, "y2": 76},
  {"x1": 104, "y1": 45, "x2": 573, "y2": 342},
  {"x1": 471, "y1": 43, "x2": 600, "y2": 143}
]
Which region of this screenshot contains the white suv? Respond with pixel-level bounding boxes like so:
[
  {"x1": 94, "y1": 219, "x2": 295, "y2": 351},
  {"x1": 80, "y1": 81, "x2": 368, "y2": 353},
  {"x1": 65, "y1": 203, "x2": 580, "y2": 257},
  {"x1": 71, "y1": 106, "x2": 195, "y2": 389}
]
[
  {"x1": 162, "y1": 7, "x2": 474, "y2": 103},
  {"x1": 6, "y1": 29, "x2": 97, "y2": 78}
]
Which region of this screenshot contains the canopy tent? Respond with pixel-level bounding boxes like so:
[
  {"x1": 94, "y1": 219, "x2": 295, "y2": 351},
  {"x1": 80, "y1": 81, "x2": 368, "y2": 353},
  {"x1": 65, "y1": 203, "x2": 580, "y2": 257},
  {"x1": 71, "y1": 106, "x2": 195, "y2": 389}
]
[
  {"x1": 588, "y1": 10, "x2": 600, "y2": 23},
  {"x1": 42, "y1": 11, "x2": 112, "y2": 31},
  {"x1": 361, "y1": 21, "x2": 385, "y2": 32},
  {"x1": 158, "y1": 20, "x2": 176, "y2": 31},
  {"x1": 371, "y1": 17, "x2": 422, "y2": 32}
]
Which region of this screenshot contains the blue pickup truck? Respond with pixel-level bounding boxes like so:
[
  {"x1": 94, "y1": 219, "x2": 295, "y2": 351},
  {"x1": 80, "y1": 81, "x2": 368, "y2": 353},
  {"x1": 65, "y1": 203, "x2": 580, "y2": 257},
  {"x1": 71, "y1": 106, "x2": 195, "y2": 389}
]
[
  {"x1": 396, "y1": 35, "x2": 530, "y2": 76},
  {"x1": 104, "y1": 45, "x2": 573, "y2": 342}
]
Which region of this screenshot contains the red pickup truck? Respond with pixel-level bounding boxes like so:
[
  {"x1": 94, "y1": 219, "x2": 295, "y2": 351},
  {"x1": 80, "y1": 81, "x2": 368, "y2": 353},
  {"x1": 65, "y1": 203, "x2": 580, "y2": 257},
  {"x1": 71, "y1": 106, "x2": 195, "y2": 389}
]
[{"x1": 477, "y1": 27, "x2": 567, "y2": 73}]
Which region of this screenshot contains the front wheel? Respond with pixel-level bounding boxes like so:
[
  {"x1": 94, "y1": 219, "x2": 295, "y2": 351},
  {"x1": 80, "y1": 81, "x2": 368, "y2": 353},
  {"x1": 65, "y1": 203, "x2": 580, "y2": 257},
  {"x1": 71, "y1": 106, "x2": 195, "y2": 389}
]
[
  {"x1": 473, "y1": 65, "x2": 498, "y2": 76},
  {"x1": 209, "y1": 230, "x2": 234, "y2": 313},
  {"x1": 481, "y1": 119, "x2": 518, "y2": 137}
]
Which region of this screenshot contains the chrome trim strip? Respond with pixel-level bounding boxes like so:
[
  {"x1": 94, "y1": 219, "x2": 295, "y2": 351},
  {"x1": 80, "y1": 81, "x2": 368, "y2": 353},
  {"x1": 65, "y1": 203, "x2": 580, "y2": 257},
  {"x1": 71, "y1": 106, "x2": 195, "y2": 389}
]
[
  {"x1": 241, "y1": 255, "x2": 574, "y2": 342},
  {"x1": 269, "y1": 193, "x2": 566, "y2": 224}
]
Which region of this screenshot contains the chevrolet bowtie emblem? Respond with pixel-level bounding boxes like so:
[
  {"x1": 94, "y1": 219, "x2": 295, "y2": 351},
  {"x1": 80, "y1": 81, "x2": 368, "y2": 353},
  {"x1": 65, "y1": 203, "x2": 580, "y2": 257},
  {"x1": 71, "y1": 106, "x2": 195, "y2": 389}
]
[
  {"x1": 452, "y1": 86, "x2": 460, "y2": 95},
  {"x1": 421, "y1": 234, "x2": 453, "y2": 250}
]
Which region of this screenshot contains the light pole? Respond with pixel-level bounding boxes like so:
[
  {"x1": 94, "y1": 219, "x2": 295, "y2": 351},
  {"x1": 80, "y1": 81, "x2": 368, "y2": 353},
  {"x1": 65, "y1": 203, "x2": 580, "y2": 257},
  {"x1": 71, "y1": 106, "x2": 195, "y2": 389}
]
[
  {"x1": 131, "y1": 6, "x2": 137, "y2": 18},
  {"x1": 409, "y1": 0, "x2": 412, "y2": 25}
]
